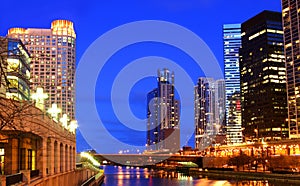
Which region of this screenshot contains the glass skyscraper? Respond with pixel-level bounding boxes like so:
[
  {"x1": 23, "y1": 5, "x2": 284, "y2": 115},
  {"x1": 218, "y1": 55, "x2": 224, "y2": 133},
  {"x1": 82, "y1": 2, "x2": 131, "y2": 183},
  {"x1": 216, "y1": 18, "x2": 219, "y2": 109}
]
[
  {"x1": 146, "y1": 68, "x2": 180, "y2": 152},
  {"x1": 223, "y1": 24, "x2": 242, "y2": 144},
  {"x1": 194, "y1": 78, "x2": 226, "y2": 150},
  {"x1": 0, "y1": 37, "x2": 31, "y2": 101},
  {"x1": 282, "y1": 0, "x2": 300, "y2": 138}
]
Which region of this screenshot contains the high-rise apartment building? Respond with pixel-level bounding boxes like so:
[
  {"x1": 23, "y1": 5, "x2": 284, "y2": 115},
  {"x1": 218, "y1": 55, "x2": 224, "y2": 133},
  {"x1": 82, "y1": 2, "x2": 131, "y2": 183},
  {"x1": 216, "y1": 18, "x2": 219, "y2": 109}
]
[
  {"x1": 7, "y1": 20, "x2": 76, "y2": 119},
  {"x1": 194, "y1": 78, "x2": 226, "y2": 150},
  {"x1": 146, "y1": 68, "x2": 180, "y2": 152},
  {"x1": 282, "y1": 0, "x2": 300, "y2": 138},
  {"x1": 223, "y1": 24, "x2": 243, "y2": 144},
  {"x1": 0, "y1": 37, "x2": 31, "y2": 100},
  {"x1": 240, "y1": 11, "x2": 288, "y2": 141}
]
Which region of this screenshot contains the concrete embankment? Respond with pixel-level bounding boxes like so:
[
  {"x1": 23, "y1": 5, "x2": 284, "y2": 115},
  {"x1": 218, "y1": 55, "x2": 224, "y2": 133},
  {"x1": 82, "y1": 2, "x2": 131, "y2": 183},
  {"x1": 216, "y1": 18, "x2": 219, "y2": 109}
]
[
  {"x1": 193, "y1": 170, "x2": 300, "y2": 184},
  {"x1": 97, "y1": 173, "x2": 105, "y2": 185}
]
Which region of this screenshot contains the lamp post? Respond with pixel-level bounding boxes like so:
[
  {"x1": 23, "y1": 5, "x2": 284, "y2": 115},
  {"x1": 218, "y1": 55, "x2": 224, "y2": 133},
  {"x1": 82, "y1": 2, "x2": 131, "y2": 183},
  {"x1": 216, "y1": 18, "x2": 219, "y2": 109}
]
[
  {"x1": 68, "y1": 120, "x2": 78, "y2": 134},
  {"x1": 47, "y1": 103, "x2": 61, "y2": 122},
  {"x1": 254, "y1": 129, "x2": 258, "y2": 141},
  {"x1": 31, "y1": 87, "x2": 48, "y2": 111},
  {"x1": 60, "y1": 114, "x2": 69, "y2": 129}
]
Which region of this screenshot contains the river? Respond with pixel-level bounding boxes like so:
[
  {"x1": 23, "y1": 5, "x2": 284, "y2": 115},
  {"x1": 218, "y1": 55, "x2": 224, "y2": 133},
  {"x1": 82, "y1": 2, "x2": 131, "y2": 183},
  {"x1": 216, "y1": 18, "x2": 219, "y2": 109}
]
[{"x1": 101, "y1": 165, "x2": 294, "y2": 186}]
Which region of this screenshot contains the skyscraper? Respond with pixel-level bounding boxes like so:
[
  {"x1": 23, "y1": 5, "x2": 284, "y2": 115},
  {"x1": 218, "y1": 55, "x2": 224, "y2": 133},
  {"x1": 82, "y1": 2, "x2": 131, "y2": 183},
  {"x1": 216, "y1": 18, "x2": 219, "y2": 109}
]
[
  {"x1": 146, "y1": 68, "x2": 180, "y2": 152},
  {"x1": 282, "y1": 0, "x2": 300, "y2": 138},
  {"x1": 223, "y1": 24, "x2": 243, "y2": 144},
  {"x1": 240, "y1": 11, "x2": 288, "y2": 141},
  {"x1": 194, "y1": 78, "x2": 226, "y2": 150},
  {"x1": 7, "y1": 20, "x2": 76, "y2": 120}
]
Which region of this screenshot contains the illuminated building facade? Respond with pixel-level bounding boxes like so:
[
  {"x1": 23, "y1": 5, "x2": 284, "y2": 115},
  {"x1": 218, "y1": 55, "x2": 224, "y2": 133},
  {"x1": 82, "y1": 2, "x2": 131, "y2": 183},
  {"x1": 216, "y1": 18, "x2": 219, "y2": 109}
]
[
  {"x1": 7, "y1": 20, "x2": 76, "y2": 119},
  {"x1": 282, "y1": 0, "x2": 300, "y2": 138},
  {"x1": 146, "y1": 69, "x2": 180, "y2": 152},
  {"x1": 194, "y1": 78, "x2": 226, "y2": 150},
  {"x1": 223, "y1": 24, "x2": 243, "y2": 144},
  {"x1": 227, "y1": 92, "x2": 242, "y2": 144},
  {"x1": 0, "y1": 37, "x2": 31, "y2": 100},
  {"x1": 240, "y1": 11, "x2": 288, "y2": 141}
]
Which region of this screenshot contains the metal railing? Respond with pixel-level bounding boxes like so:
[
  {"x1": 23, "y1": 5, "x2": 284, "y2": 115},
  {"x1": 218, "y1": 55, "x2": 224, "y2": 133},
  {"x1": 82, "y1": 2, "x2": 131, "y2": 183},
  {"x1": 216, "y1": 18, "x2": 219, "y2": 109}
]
[
  {"x1": 6, "y1": 173, "x2": 23, "y2": 186},
  {"x1": 30, "y1": 170, "x2": 40, "y2": 178},
  {"x1": 81, "y1": 176, "x2": 95, "y2": 186}
]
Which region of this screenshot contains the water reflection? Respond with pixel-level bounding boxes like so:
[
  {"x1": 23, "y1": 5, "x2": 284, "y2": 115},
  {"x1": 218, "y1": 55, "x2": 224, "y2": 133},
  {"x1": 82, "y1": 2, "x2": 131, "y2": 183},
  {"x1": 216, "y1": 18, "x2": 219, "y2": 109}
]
[{"x1": 102, "y1": 165, "x2": 294, "y2": 186}]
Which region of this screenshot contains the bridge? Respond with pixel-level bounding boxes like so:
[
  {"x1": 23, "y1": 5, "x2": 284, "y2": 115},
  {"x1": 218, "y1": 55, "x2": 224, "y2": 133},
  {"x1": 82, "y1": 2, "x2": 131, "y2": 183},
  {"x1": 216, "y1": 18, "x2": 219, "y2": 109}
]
[{"x1": 94, "y1": 154, "x2": 203, "y2": 167}]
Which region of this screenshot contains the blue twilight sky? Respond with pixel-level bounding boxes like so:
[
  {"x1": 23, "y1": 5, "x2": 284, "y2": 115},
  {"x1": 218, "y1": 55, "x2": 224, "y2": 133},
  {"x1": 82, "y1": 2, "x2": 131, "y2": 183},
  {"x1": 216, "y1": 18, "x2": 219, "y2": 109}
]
[{"x1": 0, "y1": 0, "x2": 281, "y2": 153}]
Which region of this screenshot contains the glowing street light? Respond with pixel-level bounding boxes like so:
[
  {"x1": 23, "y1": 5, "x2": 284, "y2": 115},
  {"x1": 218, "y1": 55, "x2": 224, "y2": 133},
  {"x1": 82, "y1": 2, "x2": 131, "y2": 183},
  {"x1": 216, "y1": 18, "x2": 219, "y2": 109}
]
[
  {"x1": 60, "y1": 114, "x2": 69, "y2": 128},
  {"x1": 47, "y1": 103, "x2": 61, "y2": 122},
  {"x1": 254, "y1": 129, "x2": 258, "y2": 139},
  {"x1": 68, "y1": 120, "x2": 78, "y2": 133},
  {"x1": 31, "y1": 87, "x2": 48, "y2": 111}
]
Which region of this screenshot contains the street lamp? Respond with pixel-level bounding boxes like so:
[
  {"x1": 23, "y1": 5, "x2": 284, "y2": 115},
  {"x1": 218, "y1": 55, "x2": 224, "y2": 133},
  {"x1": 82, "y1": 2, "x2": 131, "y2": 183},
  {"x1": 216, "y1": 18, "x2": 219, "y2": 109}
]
[
  {"x1": 69, "y1": 120, "x2": 78, "y2": 134},
  {"x1": 47, "y1": 103, "x2": 61, "y2": 122},
  {"x1": 254, "y1": 129, "x2": 258, "y2": 141},
  {"x1": 60, "y1": 114, "x2": 69, "y2": 129},
  {"x1": 31, "y1": 87, "x2": 48, "y2": 111}
]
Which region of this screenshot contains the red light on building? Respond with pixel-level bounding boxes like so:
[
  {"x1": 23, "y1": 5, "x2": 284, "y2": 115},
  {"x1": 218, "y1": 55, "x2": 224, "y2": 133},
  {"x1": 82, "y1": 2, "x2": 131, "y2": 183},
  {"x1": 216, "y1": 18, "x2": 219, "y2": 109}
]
[{"x1": 236, "y1": 100, "x2": 241, "y2": 111}]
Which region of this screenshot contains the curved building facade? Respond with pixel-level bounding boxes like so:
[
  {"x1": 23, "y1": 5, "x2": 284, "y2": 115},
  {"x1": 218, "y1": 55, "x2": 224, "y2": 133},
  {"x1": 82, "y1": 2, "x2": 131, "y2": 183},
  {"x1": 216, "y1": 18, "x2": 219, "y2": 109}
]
[{"x1": 7, "y1": 20, "x2": 76, "y2": 120}]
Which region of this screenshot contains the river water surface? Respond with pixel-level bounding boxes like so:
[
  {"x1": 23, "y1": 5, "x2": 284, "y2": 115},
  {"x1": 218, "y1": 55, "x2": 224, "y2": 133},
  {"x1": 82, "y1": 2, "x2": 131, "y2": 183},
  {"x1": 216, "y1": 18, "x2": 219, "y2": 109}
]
[{"x1": 101, "y1": 165, "x2": 294, "y2": 186}]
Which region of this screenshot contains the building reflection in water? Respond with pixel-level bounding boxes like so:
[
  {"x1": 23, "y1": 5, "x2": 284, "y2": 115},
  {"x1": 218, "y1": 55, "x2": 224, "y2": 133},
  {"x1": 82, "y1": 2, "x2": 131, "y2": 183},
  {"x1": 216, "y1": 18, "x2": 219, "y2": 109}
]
[{"x1": 103, "y1": 166, "x2": 290, "y2": 186}]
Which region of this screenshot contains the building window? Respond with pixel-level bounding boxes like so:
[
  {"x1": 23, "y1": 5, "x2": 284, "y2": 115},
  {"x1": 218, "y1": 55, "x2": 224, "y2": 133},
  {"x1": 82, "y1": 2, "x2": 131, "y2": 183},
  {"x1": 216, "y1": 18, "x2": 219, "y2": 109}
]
[{"x1": 28, "y1": 149, "x2": 33, "y2": 170}]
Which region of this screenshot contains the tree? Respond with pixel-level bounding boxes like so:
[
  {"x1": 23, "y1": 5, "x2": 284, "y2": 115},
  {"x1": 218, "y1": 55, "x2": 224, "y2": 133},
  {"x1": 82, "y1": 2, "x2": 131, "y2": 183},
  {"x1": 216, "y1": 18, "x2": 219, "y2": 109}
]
[
  {"x1": 0, "y1": 37, "x2": 34, "y2": 131},
  {"x1": 228, "y1": 153, "x2": 252, "y2": 171}
]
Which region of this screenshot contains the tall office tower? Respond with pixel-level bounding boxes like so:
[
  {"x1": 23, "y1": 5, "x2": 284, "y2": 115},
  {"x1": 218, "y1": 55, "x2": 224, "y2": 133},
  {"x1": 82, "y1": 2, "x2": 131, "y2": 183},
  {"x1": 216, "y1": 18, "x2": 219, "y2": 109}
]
[
  {"x1": 0, "y1": 37, "x2": 31, "y2": 100},
  {"x1": 223, "y1": 24, "x2": 243, "y2": 144},
  {"x1": 282, "y1": 0, "x2": 300, "y2": 138},
  {"x1": 146, "y1": 68, "x2": 180, "y2": 152},
  {"x1": 194, "y1": 78, "x2": 226, "y2": 150},
  {"x1": 240, "y1": 11, "x2": 288, "y2": 141},
  {"x1": 7, "y1": 20, "x2": 76, "y2": 119}
]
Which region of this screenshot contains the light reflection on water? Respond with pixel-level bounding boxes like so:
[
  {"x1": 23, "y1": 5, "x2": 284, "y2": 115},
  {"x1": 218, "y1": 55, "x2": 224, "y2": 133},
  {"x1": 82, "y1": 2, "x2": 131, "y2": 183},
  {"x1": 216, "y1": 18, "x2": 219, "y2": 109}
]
[{"x1": 102, "y1": 165, "x2": 292, "y2": 186}]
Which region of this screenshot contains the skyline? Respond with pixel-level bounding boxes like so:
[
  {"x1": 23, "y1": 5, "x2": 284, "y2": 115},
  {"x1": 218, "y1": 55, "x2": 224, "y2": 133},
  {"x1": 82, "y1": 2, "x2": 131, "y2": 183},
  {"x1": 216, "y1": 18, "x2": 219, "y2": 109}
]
[{"x1": 0, "y1": 1, "x2": 282, "y2": 153}]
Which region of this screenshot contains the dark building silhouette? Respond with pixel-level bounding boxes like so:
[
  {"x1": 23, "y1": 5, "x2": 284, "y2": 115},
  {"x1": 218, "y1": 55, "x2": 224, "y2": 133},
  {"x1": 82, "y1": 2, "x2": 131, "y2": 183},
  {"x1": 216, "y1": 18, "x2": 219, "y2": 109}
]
[{"x1": 240, "y1": 11, "x2": 288, "y2": 141}]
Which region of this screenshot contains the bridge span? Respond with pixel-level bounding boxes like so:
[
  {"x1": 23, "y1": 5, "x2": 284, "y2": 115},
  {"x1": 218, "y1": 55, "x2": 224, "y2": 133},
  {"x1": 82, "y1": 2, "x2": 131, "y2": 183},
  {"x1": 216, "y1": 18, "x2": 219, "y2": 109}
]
[{"x1": 94, "y1": 154, "x2": 203, "y2": 167}]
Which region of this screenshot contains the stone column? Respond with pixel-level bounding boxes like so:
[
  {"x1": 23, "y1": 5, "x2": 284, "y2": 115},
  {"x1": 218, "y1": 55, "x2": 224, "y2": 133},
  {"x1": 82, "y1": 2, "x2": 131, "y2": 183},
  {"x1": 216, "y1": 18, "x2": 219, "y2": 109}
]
[
  {"x1": 4, "y1": 138, "x2": 19, "y2": 175},
  {"x1": 20, "y1": 170, "x2": 31, "y2": 184},
  {"x1": 37, "y1": 138, "x2": 47, "y2": 177},
  {"x1": 50, "y1": 140, "x2": 55, "y2": 175},
  {"x1": 73, "y1": 147, "x2": 76, "y2": 170},
  {"x1": 65, "y1": 145, "x2": 68, "y2": 171}
]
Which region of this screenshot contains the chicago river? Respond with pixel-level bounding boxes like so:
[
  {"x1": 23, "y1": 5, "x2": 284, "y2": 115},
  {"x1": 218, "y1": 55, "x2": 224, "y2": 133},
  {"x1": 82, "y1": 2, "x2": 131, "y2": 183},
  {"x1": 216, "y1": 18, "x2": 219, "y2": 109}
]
[{"x1": 101, "y1": 165, "x2": 294, "y2": 186}]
